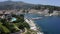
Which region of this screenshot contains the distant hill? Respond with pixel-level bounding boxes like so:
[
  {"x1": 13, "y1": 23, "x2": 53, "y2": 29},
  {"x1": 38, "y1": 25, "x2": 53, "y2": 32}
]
[
  {"x1": 0, "y1": 1, "x2": 34, "y2": 10},
  {"x1": 0, "y1": 1, "x2": 60, "y2": 11}
]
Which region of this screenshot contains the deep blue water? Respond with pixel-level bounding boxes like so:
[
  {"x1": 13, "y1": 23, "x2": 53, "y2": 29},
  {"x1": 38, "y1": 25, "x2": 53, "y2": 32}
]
[{"x1": 25, "y1": 13, "x2": 60, "y2": 34}]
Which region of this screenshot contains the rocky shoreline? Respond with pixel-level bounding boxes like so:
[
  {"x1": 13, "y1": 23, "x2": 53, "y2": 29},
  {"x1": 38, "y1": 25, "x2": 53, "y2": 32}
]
[
  {"x1": 24, "y1": 18, "x2": 44, "y2": 34},
  {"x1": 28, "y1": 9, "x2": 60, "y2": 16}
]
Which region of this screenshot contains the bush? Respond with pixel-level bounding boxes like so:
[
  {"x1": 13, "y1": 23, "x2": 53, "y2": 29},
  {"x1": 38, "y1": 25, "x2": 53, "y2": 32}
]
[{"x1": 0, "y1": 22, "x2": 10, "y2": 34}]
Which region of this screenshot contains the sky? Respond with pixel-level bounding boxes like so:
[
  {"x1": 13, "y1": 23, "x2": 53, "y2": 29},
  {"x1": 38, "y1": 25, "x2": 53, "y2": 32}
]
[{"x1": 0, "y1": 0, "x2": 60, "y2": 6}]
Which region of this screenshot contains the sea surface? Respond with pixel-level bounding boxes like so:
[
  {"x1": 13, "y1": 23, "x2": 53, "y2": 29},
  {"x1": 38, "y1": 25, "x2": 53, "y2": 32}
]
[{"x1": 24, "y1": 13, "x2": 60, "y2": 34}]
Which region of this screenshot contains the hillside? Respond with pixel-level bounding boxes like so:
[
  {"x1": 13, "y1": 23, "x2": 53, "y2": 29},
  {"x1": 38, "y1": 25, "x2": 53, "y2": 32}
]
[
  {"x1": 0, "y1": 1, "x2": 34, "y2": 10},
  {"x1": 0, "y1": 1, "x2": 60, "y2": 11}
]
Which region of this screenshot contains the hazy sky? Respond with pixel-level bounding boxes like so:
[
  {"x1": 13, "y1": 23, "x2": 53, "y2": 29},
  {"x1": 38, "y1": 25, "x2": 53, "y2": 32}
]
[{"x1": 0, "y1": 0, "x2": 60, "y2": 6}]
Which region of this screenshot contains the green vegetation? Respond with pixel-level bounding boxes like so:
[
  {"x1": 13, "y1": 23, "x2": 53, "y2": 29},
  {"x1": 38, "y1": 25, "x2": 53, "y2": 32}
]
[
  {"x1": 0, "y1": 14, "x2": 30, "y2": 34},
  {"x1": 32, "y1": 5, "x2": 60, "y2": 14},
  {"x1": 0, "y1": 22, "x2": 10, "y2": 34}
]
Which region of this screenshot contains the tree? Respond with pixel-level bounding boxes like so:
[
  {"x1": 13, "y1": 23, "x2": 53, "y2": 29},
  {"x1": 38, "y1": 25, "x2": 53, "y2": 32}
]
[{"x1": 48, "y1": 6, "x2": 54, "y2": 14}]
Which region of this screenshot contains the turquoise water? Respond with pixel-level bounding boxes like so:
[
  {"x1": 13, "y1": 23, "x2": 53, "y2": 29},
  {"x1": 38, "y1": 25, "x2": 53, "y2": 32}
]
[
  {"x1": 25, "y1": 13, "x2": 60, "y2": 34},
  {"x1": 11, "y1": 17, "x2": 17, "y2": 22}
]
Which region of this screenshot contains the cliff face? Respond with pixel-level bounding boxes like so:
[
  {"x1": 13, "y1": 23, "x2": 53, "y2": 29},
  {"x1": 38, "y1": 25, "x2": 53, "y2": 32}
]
[
  {"x1": 28, "y1": 9, "x2": 49, "y2": 15},
  {"x1": 28, "y1": 9, "x2": 60, "y2": 16}
]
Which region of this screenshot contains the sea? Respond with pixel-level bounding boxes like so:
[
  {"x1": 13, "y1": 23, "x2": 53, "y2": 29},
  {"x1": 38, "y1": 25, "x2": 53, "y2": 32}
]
[{"x1": 24, "y1": 13, "x2": 60, "y2": 34}]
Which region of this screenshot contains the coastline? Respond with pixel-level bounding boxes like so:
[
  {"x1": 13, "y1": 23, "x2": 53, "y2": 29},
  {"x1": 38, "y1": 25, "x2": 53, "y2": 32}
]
[{"x1": 24, "y1": 18, "x2": 44, "y2": 34}]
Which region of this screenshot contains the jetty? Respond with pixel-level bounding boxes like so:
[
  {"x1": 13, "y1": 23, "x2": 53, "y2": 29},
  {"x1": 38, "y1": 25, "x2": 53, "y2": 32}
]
[
  {"x1": 25, "y1": 18, "x2": 37, "y2": 31},
  {"x1": 24, "y1": 17, "x2": 44, "y2": 34},
  {"x1": 32, "y1": 17, "x2": 43, "y2": 20}
]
